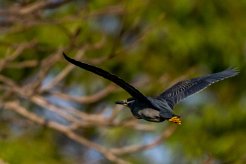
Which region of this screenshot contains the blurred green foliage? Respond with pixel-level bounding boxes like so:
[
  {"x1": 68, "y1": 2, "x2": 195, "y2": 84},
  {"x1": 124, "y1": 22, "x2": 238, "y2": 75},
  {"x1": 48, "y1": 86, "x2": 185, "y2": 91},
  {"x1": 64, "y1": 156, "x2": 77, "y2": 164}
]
[
  {"x1": 0, "y1": 0, "x2": 246, "y2": 163},
  {"x1": 0, "y1": 129, "x2": 71, "y2": 164}
]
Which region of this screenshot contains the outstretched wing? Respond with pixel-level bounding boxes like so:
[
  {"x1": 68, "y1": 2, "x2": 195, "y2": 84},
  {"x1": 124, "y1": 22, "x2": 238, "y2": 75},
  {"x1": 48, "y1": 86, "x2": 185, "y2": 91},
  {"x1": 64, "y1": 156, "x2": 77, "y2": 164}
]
[
  {"x1": 158, "y1": 68, "x2": 239, "y2": 108},
  {"x1": 63, "y1": 53, "x2": 152, "y2": 104}
]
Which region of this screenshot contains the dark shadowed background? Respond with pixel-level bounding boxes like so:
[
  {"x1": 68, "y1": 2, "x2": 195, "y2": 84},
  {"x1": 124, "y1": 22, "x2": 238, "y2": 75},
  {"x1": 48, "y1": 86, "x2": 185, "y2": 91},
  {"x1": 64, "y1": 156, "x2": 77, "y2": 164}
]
[{"x1": 0, "y1": 0, "x2": 246, "y2": 164}]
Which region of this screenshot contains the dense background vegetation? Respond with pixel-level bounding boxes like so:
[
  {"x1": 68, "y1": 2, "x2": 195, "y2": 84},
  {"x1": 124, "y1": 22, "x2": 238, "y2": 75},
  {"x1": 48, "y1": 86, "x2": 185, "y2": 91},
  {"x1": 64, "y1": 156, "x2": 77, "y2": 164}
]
[{"x1": 0, "y1": 0, "x2": 245, "y2": 163}]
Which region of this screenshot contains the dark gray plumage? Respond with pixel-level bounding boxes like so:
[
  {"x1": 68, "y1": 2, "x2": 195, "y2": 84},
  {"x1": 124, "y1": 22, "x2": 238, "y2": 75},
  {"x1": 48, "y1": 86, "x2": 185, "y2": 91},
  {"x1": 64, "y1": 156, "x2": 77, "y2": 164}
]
[
  {"x1": 63, "y1": 53, "x2": 239, "y2": 125},
  {"x1": 158, "y1": 69, "x2": 239, "y2": 108}
]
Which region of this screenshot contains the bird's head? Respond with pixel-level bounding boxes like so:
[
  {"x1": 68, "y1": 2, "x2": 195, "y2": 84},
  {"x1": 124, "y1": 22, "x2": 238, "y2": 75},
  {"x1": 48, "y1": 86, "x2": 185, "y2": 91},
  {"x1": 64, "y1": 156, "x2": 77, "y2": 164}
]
[{"x1": 115, "y1": 97, "x2": 136, "y2": 109}]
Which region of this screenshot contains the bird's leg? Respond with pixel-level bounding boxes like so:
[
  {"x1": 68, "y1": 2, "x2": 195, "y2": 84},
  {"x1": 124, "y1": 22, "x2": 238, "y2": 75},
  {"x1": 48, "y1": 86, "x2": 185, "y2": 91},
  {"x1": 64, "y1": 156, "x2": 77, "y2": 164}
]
[{"x1": 168, "y1": 116, "x2": 182, "y2": 125}]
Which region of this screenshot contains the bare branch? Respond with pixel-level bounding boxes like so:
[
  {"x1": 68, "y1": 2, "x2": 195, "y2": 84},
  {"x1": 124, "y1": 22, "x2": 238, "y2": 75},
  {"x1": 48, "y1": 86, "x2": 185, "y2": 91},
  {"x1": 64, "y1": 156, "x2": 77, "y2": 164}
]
[
  {"x1": 52, "y1": 84, "x2": 116, "y2": 104},
  {"x1": 3, "y1": 101, "x2": 129, "y2": 164},
  {"x1": 0, "y1": 0, "x2": 73, "y2": 16},
  {"x1": 110, "y1": 125, "x2": 176, "y2": 155},
  {"x1": 28, "y1": 48, "x2": 65, "y2": 93},
  {"x1": 41, "y1": 49, "x2": 85, "y2": 91},
  {"x1": 6, "y1": 60, "x2": 38, "y2": 69},
  {"x1": 0, "y1": 41, "x2": 37, "y2": 71}
]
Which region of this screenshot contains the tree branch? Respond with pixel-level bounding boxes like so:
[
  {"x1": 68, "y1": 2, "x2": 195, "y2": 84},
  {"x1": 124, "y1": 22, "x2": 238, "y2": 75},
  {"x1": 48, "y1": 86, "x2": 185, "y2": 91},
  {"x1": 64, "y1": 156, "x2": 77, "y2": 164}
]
[{"x1": 3, "y1": 101, "x2": 129, "y2": 164}]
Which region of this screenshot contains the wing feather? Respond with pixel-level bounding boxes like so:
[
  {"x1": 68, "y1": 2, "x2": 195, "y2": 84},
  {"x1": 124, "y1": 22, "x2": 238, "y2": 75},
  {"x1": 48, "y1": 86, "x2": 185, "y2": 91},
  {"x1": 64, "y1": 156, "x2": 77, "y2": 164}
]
[
  {"x1": 63, "y1": 53, "x2": 152, "y2": 104},
  {"x1": 158, "y1": 68, "x2": 239, "y2": 108}
]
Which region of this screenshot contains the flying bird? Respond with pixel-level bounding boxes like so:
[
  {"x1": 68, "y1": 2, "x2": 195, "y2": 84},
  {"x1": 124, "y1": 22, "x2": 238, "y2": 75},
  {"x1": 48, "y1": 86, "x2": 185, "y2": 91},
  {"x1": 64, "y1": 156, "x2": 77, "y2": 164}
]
[{"x1": 63, "y1": 53, "x2": 239, "y2": 125}]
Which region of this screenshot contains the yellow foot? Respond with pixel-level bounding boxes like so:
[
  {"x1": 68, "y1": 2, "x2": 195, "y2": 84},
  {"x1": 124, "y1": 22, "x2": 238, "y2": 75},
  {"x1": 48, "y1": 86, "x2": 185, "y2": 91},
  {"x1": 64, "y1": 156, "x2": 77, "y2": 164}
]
[{"x1": 168, "y1": 116, "x2": 182, "y2": 125}]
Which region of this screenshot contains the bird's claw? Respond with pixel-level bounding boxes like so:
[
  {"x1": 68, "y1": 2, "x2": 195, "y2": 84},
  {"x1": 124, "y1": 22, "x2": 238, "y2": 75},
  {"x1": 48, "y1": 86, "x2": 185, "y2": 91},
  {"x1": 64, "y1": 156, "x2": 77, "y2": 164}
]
[{"x1": 168, "y1": 116, "x2": 182, "y2": 125}]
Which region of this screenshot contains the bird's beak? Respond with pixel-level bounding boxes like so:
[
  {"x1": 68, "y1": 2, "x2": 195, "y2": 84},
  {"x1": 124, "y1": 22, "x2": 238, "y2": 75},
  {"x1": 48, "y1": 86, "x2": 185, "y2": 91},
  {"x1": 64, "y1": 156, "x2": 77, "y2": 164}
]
[{"x1": 115, "y1": 100, "x2": 128, "y2": 106}]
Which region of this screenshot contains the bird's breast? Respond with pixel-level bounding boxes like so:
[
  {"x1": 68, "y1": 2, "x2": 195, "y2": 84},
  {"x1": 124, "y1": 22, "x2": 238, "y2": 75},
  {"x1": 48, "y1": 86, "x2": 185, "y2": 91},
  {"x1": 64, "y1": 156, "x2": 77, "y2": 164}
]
[{"x1": 137, "y1": 108, "x2": 163, "y2": 122}]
